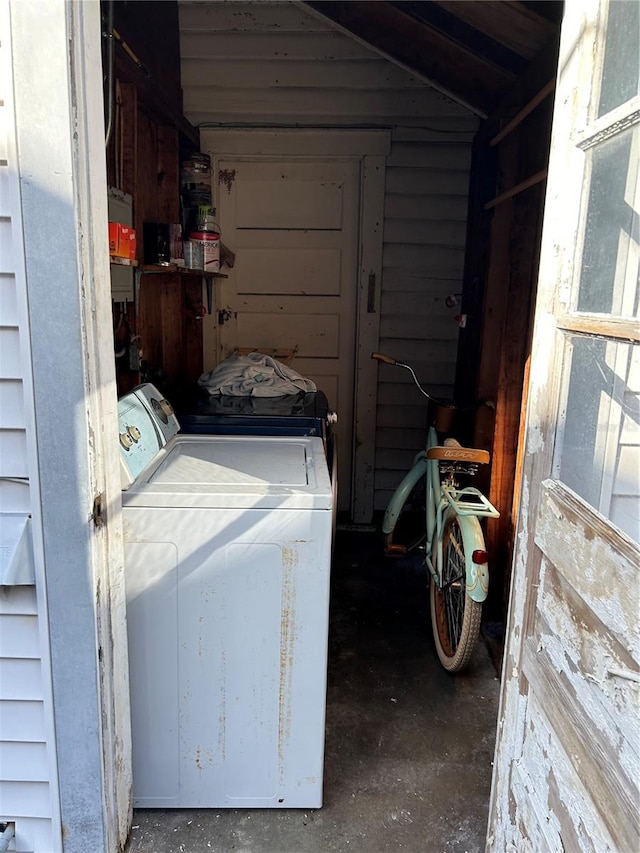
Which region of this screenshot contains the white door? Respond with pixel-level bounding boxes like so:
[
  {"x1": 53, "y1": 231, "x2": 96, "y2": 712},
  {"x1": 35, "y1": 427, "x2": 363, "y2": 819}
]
[
  {"x1": 207, "y1": 157, "x2": 360, "y2": 512},
  {"x1": 488, "y1": 1, "x2": 640, "y2": 850}
]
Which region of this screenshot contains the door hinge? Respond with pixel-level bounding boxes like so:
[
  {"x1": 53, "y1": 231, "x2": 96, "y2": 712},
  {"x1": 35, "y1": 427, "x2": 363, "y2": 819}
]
[{"x1": 91, "y1": 493, "x2": 105, "y2": 528}]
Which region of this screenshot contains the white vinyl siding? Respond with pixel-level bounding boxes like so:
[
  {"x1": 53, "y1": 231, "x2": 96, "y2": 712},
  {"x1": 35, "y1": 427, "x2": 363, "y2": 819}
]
[
  {"x1": 0, "y1": 2, "x2": 60, "y2": 849},
  {"x1": 178, "y1": 0, "x2": 477, "y2": 512},
  {"x1": 0, "y1": 592, "x2": 56, "y2": 853}
]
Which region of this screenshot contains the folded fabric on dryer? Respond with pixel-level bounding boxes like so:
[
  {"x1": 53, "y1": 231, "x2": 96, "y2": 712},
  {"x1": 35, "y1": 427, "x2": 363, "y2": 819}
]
[{"x1": 198, "y1": 352, "x2": 317, "y2": 397}]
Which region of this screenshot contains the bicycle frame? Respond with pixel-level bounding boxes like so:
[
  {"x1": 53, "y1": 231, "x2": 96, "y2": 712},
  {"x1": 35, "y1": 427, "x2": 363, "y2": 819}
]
[{"x1": 382, "y1": 425, "x2": 499, "y2": 603}]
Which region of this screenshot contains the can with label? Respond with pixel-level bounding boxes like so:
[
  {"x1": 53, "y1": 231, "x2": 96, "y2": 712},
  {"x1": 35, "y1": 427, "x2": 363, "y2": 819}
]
[{"x1": 189, "y1": 231, "x2": 220, "y2": 273}]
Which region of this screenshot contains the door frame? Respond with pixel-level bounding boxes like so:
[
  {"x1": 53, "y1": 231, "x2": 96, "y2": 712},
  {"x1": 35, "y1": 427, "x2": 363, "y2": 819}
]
[
  {"x1": 200, "y1": 129, "x2": 390, "y2": 523},
  {"x1": 8, "y1": 2, "x2": 132, "y2": 850}
]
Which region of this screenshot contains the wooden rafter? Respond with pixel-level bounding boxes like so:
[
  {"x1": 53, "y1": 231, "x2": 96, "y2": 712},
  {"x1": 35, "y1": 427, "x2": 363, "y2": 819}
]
[{"x1": 303, "y1": 1, "x2": 516, "y2": 117}]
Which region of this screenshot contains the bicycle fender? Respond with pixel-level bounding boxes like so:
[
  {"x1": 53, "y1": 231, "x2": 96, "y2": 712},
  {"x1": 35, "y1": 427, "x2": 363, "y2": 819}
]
[
  {"x1": 446, "y1": 509, "x2": 489, "y2": 603},
  {"x1": 382, "y1": 456, "x2": 429, "y2": 536}
]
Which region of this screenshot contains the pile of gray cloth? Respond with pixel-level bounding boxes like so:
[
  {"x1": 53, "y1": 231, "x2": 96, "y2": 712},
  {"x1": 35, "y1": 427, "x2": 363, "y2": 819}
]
[{"x1": 198, "y1": 352, "x2": 317, "y2": 397}]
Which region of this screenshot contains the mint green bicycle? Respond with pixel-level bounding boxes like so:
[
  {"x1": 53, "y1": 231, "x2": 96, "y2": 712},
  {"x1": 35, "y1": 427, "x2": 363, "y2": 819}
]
[{"x1": 372, "y1": 352, "x2": 500, "y2": 672}]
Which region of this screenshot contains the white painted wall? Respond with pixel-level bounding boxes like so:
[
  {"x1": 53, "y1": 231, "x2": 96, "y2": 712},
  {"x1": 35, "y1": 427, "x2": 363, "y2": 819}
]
[{"x1": 178, "y1": 0, "x2": 478, "y2": 513}]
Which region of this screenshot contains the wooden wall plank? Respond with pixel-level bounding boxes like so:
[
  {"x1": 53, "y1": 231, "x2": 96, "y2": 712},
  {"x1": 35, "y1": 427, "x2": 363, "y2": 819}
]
[
  {"x1": 380, "y1": 312, "x2": 459, "y2": 340},
  {"x1": 182, "y1": 277, "x2": 205, "y2": 384},
  {"x1": 386, "y1": 142, "x2": 473, "y2": 170},
  {"x1": 488, "y1": 182, "x2": 545, "y2": 613},
  {"x1": 179, "y1": 1, "x2": 335, "y2": 33},
  {"x1": 383, "y1": 219, "x2": 467, "y2": 248},
  {"x1": 183, "y1": 87, "x2": 471, "y2": 120},
  {"x1": 385, "y1": 167, "x2": 471, "y2": 196},
  {"x1": 384, "y1": 194, "x2": 469, "y2": 221},
  {"x1": 181, "y1": 58, "x2": 425, "y2": 90},
  {"x1": 180, "y1": 31, "x2": 377, "y2": 61},
  {"x1": 156, "y1": 126, "x2": 180, "y2": 223},
  {"x1": 107, "y1": 81, "x2": 137, "y2": 195},
  {"x1": 137, "y1": 274, "x2": 164, "y2": 374}
]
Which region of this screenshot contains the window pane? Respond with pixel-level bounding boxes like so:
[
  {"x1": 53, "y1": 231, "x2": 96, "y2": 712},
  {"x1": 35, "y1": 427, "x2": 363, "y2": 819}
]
[
  {"x1": 557, "y1": 336, "x2": 640, "y2": 542},
  {"x1": 578, "y1": 124, "x2": 639, "y2": 316},
  {"x1": 598, "y1": 0, "x2": 640, "y2": 117}
]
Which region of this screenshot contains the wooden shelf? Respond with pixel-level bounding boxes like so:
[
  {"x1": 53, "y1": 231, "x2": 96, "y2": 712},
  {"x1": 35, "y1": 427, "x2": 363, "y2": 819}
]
[
  {"x1": 137, "y1": 263, "x2": 228, "y2": 278},
  {"x1": 110, "y1": 256, "x2": 138, "y2": 267}
]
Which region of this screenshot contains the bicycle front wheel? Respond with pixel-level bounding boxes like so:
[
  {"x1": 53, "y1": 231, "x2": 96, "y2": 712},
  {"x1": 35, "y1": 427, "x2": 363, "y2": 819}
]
[{"x1": 430, "y1": 510, "x2": 483, "y2": 672}]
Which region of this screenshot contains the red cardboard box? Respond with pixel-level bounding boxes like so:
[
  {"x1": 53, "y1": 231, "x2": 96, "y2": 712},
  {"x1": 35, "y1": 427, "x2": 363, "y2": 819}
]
[{"x1": 109, "y1": 222, "x2": 137, "y2": 260}]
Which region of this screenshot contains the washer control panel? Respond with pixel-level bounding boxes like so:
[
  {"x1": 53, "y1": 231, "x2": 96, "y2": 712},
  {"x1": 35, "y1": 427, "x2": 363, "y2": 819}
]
[{"x1": 118, "y1": 384, "x2": 180, "y2": 488}]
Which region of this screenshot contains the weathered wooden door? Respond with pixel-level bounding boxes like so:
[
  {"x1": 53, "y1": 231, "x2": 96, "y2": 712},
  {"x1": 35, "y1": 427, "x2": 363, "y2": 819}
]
[
  {"x1": 210, "y1": 157, "x2": 360, "y2": 512},
  {"x1": 488, "y1": 0, "x2": 640, "y2": 849}
]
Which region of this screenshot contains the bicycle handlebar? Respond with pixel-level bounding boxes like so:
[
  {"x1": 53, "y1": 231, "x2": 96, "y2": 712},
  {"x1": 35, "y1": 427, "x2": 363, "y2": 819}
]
[
  {"x1": 371, "y1": 351, "x2": 494, "y2": 413},
  {"x1": 371, "y1": 351, "x2": 397, "y2": 365},
  {"x1": 371, "y1": 351, "x2": 436, "y2": 401}
]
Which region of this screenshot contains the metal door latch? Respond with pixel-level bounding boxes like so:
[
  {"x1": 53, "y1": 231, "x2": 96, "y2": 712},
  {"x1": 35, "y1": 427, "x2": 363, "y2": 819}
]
[
  {"x1": 218, "y1": 307, "x2": 234, "y2": 325},
  {"x1": 91, "y1": 493, "x2": 105, "y2": 528}
]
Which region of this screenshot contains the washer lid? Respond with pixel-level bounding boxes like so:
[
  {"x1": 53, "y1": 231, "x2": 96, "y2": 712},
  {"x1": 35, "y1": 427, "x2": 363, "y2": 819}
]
[{"x1": 122, "y1": 435, "x2": 333, "y2": 509}]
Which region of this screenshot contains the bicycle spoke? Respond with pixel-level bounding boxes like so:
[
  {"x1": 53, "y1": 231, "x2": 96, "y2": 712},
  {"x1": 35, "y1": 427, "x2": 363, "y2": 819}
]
[{"x1": 443, "y1": 522, "x2": 465, "y2": 648}]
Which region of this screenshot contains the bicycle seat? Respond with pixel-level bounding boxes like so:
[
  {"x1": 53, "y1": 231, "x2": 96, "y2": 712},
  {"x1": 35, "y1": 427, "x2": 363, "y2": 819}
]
[{"x1": 426, "y1": 446, "x2": 490, "y2": 465}]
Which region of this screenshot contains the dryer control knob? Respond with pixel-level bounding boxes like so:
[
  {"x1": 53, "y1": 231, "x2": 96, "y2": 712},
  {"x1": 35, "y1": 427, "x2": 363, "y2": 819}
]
[{"x1": 159, "y1": 398, "x2": 175, "y2": 417}]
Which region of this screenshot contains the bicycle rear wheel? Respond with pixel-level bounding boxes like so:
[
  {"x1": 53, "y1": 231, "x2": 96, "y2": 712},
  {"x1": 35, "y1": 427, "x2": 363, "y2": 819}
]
[
  {"x1": 430, "y1": 510, "x2": 483, "y2": 672},
  {"x1": 383, "y1": 474, "x2": 428, "y2": 556}
]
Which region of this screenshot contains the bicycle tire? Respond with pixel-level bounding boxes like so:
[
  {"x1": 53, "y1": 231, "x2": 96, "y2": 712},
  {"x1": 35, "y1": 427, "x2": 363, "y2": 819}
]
[
  {"x1": 430, "y1": 509, "x2": 483, "y2": 672},
  {"x1": 383, "y1": 473, "x2": 428, "y2": 556}
]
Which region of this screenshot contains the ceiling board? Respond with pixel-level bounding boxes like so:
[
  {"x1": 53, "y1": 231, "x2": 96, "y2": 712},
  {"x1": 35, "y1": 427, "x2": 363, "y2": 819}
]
[
  {"x1": 394, "y1": 1, "x2": 528, "y2": 76},
  {"x1": 304, "y1": 1, "x2": 517, "y2": 116},
  {"x1": 304, "y1": 0, "x2": 562, "y2": 119},
  {"x1": 433, "y1": 0, "x2": 557, "y2": 60}
]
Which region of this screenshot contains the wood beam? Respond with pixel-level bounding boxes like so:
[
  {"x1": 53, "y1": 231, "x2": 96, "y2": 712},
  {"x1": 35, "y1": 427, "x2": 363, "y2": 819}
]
[
  {"x1": 490, "y1": 80, "x2": 555, "y2": 145},
  {"x1": 481, "y1": 33, "x2": 561, "y2": 142},
  {"x1": 484, "y1": 168, "x2": 548, "y2": 209}
]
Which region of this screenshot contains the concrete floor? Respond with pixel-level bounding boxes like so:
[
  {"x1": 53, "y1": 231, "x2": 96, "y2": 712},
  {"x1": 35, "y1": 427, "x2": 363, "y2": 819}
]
[{"x1": 126, "y1": 528, "x2": 501, "y2": 853}]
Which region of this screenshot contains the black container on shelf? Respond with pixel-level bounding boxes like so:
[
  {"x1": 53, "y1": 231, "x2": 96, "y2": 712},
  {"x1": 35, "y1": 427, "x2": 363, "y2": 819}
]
[{"x1": 143, "y1": 222, "x2": 171, "y2": 266}]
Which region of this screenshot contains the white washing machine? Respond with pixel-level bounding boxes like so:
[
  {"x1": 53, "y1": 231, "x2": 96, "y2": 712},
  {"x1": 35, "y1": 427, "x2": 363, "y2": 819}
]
[{"x1": 118, "y1": 385, "x2": 334, "y2": 809}]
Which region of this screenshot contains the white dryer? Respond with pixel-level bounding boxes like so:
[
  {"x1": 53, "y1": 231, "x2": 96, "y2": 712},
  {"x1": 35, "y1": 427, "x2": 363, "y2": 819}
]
[{"x1": 118, "y1": 385, "x2": 333, "y2": 809}]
